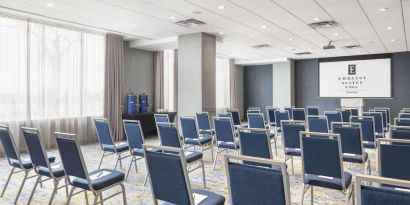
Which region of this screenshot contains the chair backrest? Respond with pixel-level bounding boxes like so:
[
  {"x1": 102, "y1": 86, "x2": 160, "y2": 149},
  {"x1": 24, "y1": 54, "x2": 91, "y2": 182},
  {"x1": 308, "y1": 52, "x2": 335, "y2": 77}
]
[
  {"x1": 374, "y1": 107, "x2": 391, "y2": 124},
  {"x1": 363, "y1": 112, "x2": 384, "y2": 134},
  {"x1": 238, "y1": 128, "x2": 272, "y2": 167},
  {"x1": 402, "y1": 108, "x2": 410, "y2": 113},
  {"x1": 218, "y1": 112, "x2": 232, "y2": 119},
  {"x1": 180, "y1": 117, "x2": 199, "y2": 140},
  {"x1": 247, "y1": 113, "x2": 265, "y2": 129},
  {"x1": 378, "y1": 138, "x2": 410, "y2": 182},
  {"x1": 196, "y1": 112, "x2": 211, "y2": 131},
  {"x1": 154, "y1": 114, "x2": 170, "y2": 124},
  {"x1": 346, "y1": 107, "x2": 359, "y2": 116},
  {"x1": 266, "y1": 106, "x2": 278, "y2": 125},
  {"x1": 144, "y1": 145, "x2": 193, "y2": 205},
  {"x1": 0, "y1": 125, "x2": 20, "y2": 165},
  {"x1": 227, "y1": 109, "x2": 242, "y2": 126},
  {"x1": 93, "y1": 118, "x2": 114, "y2": 146},
  {"x1": 21, "y1": 127, "x2": 49, "y2": 169},
  {"x1": 390, "y1": 126, "x2": 410, "y2": 140},
  {"x1": 340, "y1": 109, "x2": 352, "y2": 123},
  {"x1": 281, "y1": 120, "x2": 305, "y2": 151},
  {"x1": 395, "y1": 118, "x2": 410, "y2": 127},
  {"x1": 372, "y1": 109, "x2": 388, "y2": 129},
  {"x1": 292, "y1": 108, "x2": 306, "y2": 121},
  {"x1": 300, "y1": 132, "x2": 344, "y2": 187},
  {"x1": 225, "y1": 154, "x2": 291, "y2": 205},
  {"x1": 306, "y1": 106, "x2": 319, "y2": 116},
  {"x1": 399, "y1": 113, "x2": 410, "y2": 119},
  {"x1": 284, "y1": 107, "x2": 294, "y2": 119},
  {"x1": 213, "y1": 117, "x2": 235, "y2": 143},
  {"x1": 274, "y1": 110, "x2": 290, "y2": 129},
  {"x1": 247, "y1": 107, "x2": 261, "y2": 114},
  {"x1": 324, "y1": 111, "x2": 342, "y2": 129},
  {"x1": 351, "y1": 116, "x2": 376, "y2": 143},
  {"x1": 355, "y1": 175, "x2": 410, "y2": 205},
  {"x1": 123, "y1": 120, "x2": 144, "y2": 150},
  {"x1": 55, "y1": 132, "x2": 89, "y2": 185},
  {"x1": 157, "y1": 123, "x2": 182, "y2": 149},
  {"x1": 331, "y1": 122, "x2": 364, "y2": 157},
  {"x1": 307, "y1": 115, "x2": 329, "y2": 133}
]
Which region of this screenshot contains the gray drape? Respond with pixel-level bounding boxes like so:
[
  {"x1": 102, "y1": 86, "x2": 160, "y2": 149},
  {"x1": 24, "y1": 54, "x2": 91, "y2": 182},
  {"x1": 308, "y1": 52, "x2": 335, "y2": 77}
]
[
  {"x1": 104, "y1": 34, "x2": 124, "y2": 141},
  {"x1": 229, "y1": 58, "x2": 237, "y2": 109},
  {"x1": 154, "y1": 51, "x2": 164, "y2": 111},
  {"x1": 173, "y1": 49, "x2": 178, "y2": 112}
]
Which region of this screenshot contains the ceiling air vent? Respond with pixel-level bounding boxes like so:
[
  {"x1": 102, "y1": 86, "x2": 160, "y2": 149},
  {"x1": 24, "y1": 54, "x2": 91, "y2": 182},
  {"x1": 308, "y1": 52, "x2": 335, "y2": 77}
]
[
  {"x1": 175, "y1": 18, "x2": 205, "y2": 27},
  {"x1": 251, "y1": 44, "x2": 271, "y2": 49},
  {"x1": 309, "y1": 20, "x2": 339, "y2": 29},
  {"x1": 294, "y1": 52, "x2": 312, "y2": 55},
  {"x1": 344, "y1": 45, "x2": 361, "y2": 49}
]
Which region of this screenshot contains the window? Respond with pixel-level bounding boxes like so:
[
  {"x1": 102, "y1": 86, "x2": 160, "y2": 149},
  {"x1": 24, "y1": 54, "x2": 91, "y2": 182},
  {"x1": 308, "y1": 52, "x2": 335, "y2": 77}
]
[
  {"x1": 163, "y1": 49, "x2": 175, "y2": 111},
  {"x1": 0, "y1": 16, "x2": 105, "y2": 122},
  {"x1": 216, "y1": 57, "x2": 231, "y2": 112}
]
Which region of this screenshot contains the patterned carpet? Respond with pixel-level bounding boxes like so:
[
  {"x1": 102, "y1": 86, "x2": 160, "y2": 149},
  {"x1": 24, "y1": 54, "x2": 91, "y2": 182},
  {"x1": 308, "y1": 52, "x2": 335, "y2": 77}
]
[{"x1": 0, "y1": 135, "x2": 377, "y2": 205}]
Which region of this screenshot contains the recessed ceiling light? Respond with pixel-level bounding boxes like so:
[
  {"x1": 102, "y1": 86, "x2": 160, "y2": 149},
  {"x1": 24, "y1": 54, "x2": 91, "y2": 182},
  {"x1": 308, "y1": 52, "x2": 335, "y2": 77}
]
[
  {"x1": 170, "y1": 16, "x2": 175, "y2": 20},
  {"x1": 218, "y1": 5, "x2": 225, "y2": 10},
  {"x1": 391, "y1": 38, "x2": 396, "y2": 42},
  {"x1": 261, "y1": 25, "x2": 267, "y2": 29},
  {"x1": 131, "y1": 24, "x2": 137, "y2": 28},
  {"x1": 219, "y1": 31, "x2": 224, "y2": 35},
  {"x1": 333, "y1": 32, "x2": 338, "y2": 36},
  {"x1": 314, "y1": 17, "x2": 321, "y2": 21},
  {"x1": 46, "y1": 2, "x2": 54, "y2": 7},
  {"x1": 289, "y1": 38, "x2": 293, "y2": 41},
  {"x1": 386, "y1": 26, "x2": 393, "y2": 30},
  {"x1": 379, "y1": 7, "x2": 388, "y2": 12}
]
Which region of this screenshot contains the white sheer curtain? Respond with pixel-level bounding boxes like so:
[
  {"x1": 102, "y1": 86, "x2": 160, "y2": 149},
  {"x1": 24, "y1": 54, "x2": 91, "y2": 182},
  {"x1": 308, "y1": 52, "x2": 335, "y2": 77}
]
[
  {"x1": 216, "y1": 57, "x2": 231, "y2": 113},
  {"x1": 0, "y1": 16, "x2": 105, "y2": 154},
  {"x1": 163, "y1": 49, "x2": 175, "y2": 112}
]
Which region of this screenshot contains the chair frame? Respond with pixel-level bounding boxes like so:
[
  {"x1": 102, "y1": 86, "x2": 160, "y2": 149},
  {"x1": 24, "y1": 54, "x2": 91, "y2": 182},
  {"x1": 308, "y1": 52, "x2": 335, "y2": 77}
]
[
  {"x1": 227, "y1": 108, "x2": 243, "y2": 128},
  {"x1": 21, "y1": 127, "x2": 69, "y2": 205},
  {"x1": 363, "y1": 111, "x2": 384, "y2": 137},
  {"x1": 377, "y1": 138, "x2": 410, "y2": 179},
  {"x1": 224, "y1": 154, "x2": 291, "y2": 205},
  {"x1": 246, "y1": 113, "x2": 277, "y2": 155},
  {"x1": 266, "y1": 106, "x2": 279, "y2": 128},
  {"x1": 293, "y1": 108, "x2": 307, "y2": 121},
  {"x1": 350, "y1": 115, "x2": 376, "y2": 149},
  {"x1": 93, "y1": 118, "x2": 131, "y2": 170},
  {"x1": 154, "y1": 114, "x2": 170, "y2": 124},
  {"x1": 195, "y1": 111, "x2": 213, "y2": 132},
  {"x1": 307, "y1": 115, "x2": 329, "y2": 133},
  {"x1": 394, "y1": 117, "x2": 410, "y2": 126},
  {"x1": 274, "y1": 110, "x2": 291, "y2": 134},
  {"x1": 55, "y1": 132, "x2": 127, "y2": 205},
  {"x1": 389, "y1": 125, "x2": 410, "y2": 139},
  {"x1": 212, "y1": 116, "x2": 239, "y2": 170},
  {"x1": 306, "y1": 106, "x2": 320, "y2": 116},
  {"x1": 281, "y1": 120, "x2": 306, "y2": 174},
  {"x1": 299, "y1": 131, "x2": 354, "y2": 205},
  {"x1": 237, "y1": 127, "x2": 274, "y2": 160},
  {"x1": 247, "y1": 107, "x2": 261, "y2": 113},
  {"x1": 324, "y1": 111, "x2": 342, "y2": 129}
]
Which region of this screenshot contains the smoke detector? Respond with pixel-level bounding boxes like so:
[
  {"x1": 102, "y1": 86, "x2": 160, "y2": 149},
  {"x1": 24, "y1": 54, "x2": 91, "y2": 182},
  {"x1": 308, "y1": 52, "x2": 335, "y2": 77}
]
[
  {"x1": 309, "y1": 20, "x2": 339, "y2": 29},
  {"x1": 175, "y1": 18, "x2": 205, "y2": 27}
]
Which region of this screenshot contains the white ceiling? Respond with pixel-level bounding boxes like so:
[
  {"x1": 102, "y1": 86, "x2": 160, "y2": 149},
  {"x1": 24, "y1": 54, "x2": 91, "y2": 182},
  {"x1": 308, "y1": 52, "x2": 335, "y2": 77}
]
[{"x1": 0, "y1": 0, "x2": 408, "y2": 60}]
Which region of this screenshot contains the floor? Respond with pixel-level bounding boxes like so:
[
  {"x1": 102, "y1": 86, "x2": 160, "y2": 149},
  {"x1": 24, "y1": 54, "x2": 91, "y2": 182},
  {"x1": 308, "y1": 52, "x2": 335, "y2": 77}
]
[{"x1": 0, "y1": 135, "x2": 377, "y2": 205}]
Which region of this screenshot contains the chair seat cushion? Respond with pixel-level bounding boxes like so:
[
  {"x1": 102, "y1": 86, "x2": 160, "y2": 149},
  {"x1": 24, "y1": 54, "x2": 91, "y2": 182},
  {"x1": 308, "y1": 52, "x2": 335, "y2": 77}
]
[
  {"x1": 363, "y1": 141, "x2": 376, "y2": 149},
  {"x1": 185, "y1": 136, "x2": 212, "y2": 145},
  {"x1": 103, "y1": 142, "x2": 129, "y2": 153},
  {"x1": 38, "y1": 164, "x2": 65, "y2": 178},
  {"x1": 185, "y1": 151, "x2": 203, "y2": 163},
  {"x1": 343, "y1": 152, "x2": 368, "y2": 163},
  {"x1": 199, "y1": 129, "x2": 214, "y2": 135},
  {"x1": 11, "y1": 156, "x2": 55, "y2": 170},
  {"x1": 192, "y1": 189, "x2": 225, "y2": 205},
  {"x1": 285, "y1": 148, "x2": 301, "y2": 156},
  {"x1": 73, "y1": 169, "x2": 125, "y2": 190},
  {"x1": 217, "y1": 141, "x2": 239, "y2": 150},
  {"x1": 305, "y1": 172, "x2": 352, "y2": 190}
]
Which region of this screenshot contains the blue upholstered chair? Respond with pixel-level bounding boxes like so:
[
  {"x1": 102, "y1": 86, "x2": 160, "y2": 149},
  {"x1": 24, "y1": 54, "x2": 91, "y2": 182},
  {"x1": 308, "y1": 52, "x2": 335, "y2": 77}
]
[
  {"x1": 93, "y1": 118, "x2": 130, "y2": 170},
  {"x1": 266, "y1": 106, "x2": 279, "y2": 129},
  {"x1": 340, "y1": 109, "x2": 352, "y2": 123},
  {"x1": 224, "y1": 154, "x2": 291, "y2": 205},
  {"x1": 374, "y1": 107, "x2": 391, "y2": 125},
  {"x1": 377, "y1": 138, "x2": 410, "y2": 185},
  {"x1": 157, "y1": 123, "x2": 207, "y2": 187},
  {"x1": 401, "y1": 108, "x2": 410, "y2": 113},
  {"x1": 395, "y1": 118, "x2": 410, "y2": 126},
  {"x1": 218, "y1": 112, "x2": 232, "y2": 118},
  {"x1": 351, "y1": 116, "x2": 376, "y2": 149},
  {"x1": 21, "y1": 127, "x2": 68, "y2": 205},
  {"x1": 300, "y1": 131, "x2": 354, "y2": 205},
  {"x1": 55, "y1": 132, "x2": 127, "y2": 205},
  {"x1": 247, "y1": 107, "x2": 261, "y2": 114},
  {"x1": 390, "y1": 125, "x2": 410, "y2": 140},
  {"x1": 274, "y1": 110, "x2": 290, "y2": 133},
  {"x1": 281, "y1": 120, "x2": 305, "y2": 174},
  {"x1": 247, "y1": 113, "x2": 277, "y2": 155},
  {"x1": 364, "y1": 112, "x2": 384, "y2": 138},
  {"x1": 331, "y1": 122, "x2": 371, "y2": 174},
  {"x1": 307, "y1": 115, "x2": 329, "y2": 133},
  {"x1": 355, "y1": 174, "x2": 410, "y2": 205},
  {"x1": 293, "y1": 108, "x2": 306, "y2": 121},
  {"x1": 154, "y1": 114, "x2": 170, "y2": 124},
  {"x1": 0, "y1": 125, "x2": 55, "y2": 204},
  {"x1": 227, "y1": 109, "x2": 244, "y2": 128},
  {"x1": 180, "y1": 116, "x2": 214, "y2": 159},
  {"x1": 372, "y1": 109, "x2": 388, "y2": 131},
  {"x1": 196, "y1": 112, "x2": 214, "y2": 136},
  {"x1": 238, "y1": 128, "x2": 276, "y2": 168},
  {"x1": 324, "y1": 111, "x2": 342, "y2": 129},
  {"x1": 144, "y1": 145, "x2": 225, "y2": 205},
  {"x1": 212, "y1": 117, "x2": 239, "y2": 170},
  {"x1": 284, "y1": 107, "x2": 294, "y2": 120},
  {"x1": 306, "y1": 106, "x2": 319, "y2": 116},
  {"x1": 399, "y1": 113, "x2": 410, "y2": 119},
  {"x1": 345, "y1": 107, "x2": 359, "y2": 116}
]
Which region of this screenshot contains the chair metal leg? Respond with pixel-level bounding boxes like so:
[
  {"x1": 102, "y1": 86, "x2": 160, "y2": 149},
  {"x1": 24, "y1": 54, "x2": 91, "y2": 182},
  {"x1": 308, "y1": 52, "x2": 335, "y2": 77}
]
[
  {"x1": 291, "y1": 157, "x2": 294, "y2": 175},
  {"x1": 84, "y1": 191, "x2": 89, "y2": 205},
  {"x1": 125, "y1": 157, "x2": 134, "y2": 180},
  {"x1": 14, "y1": 170, "x2": 29, "y2": 204},
  {"x1": 120, "y1": 183, "x2": 127, "y2": 205},
  {"x1": 201, "y1": 160, "x2": 207, "y2": 188},
  {"x1": 66, "y1": 186, "x2": 75, "y2": 205},
  {"x1": 301, "y1": 185, "x2": 308, "y2": 205},
  {"x1": 274, "y1": 137, "x2": 278, "y2": 156},
  {"x1": 48, "y1": 179, "x2": 60, "y2": 205},
  {"x1": 92, "y1": 192, "x2": 99, "y2": 205},
  {"x1": 144, "y1": 173, "x2": 149, "y2": 186},
  {"x1": 100, "y1": 193, "x2": 103, "y2": 205},
  {"x1": 98, "y1": 152, "x2": 106, "y2": 170},
  {"x1": 212, "y1": 147, "x2": 220, "y2": 171},
  {"x1": 39, "y1": 176, "x2": 43, "y2": 188},
  {"x1": 1, "y1": 167, "x2": 14, "y2": 197},
  {"x1": 27, "y1": 175, "x2": 41, "y2": 204},
  {"x1": 311, "y1": 186, "x2": 314, "y2": 205},
  {"x1": 64, "y1": 177, "x2": 69, "y2": 197}
]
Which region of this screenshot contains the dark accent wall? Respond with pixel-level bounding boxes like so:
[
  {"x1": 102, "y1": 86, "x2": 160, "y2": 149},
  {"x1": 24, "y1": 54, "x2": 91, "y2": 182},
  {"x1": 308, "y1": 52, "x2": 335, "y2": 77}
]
[
  {"x1": 244, "y1": 64, "x2": 273, "y2": 118},
  {"x1": 295, "y1": 51, "x2": 410, "y2": 119}
]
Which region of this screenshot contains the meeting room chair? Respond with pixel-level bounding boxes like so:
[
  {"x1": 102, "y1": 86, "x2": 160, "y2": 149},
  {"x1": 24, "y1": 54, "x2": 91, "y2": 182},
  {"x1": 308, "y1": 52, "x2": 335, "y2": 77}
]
[
  {"x1": 399, "y1": 113, "x2": 410, "y2": 119},
  {"x1": 374, "y1": 107, "x2": 391, "y2": 125},
  {"x1": 224, "y1": 154, "x2": 291, "y2": 205},
  {"x1": 377, "y1": 138, "x2": 410, "y2": 184},
  {"x1": 218, "y1": 112, "x2": 232, "y2": 119},
  {"x1": 274, "y1": 110, "x2": 290, "y2": 134},
  {"x1": 300, "y1": 131, "x2": 354, "y2": 205},
  {"x1": 180, "y1": 116, "x2": 214, "y2": 159},
  {"x1": 307, "y1": 115, "x2": 329, "y2": 133},
  {"x1": 401, "y1": 108, "x2": 410, "y2": 113},
  {"x1": 247, "y1": 107, "x2": 261, "y2": 114},
  {"x1": 331, "y1": 122, "x2": 371, "y2": 174},
  {"x1": 266, "y1": 106, "x2": 279, "y2": 129},
  {"x1": 93, "y1": 118, "x2": 130, "y2": 170},
  {"x1": 306, "y1": 106, "x2": 319, "y2": 116},
  {"x1": 157, "y1": 123, "x2": 207, "y2": 187},
  {"x1": 371, "y1": 109, "x2": 388, "y2": 131},
  {"x1": 324, "y1": 111, "x2": 342, "y2": 129},
  {"x1": 364, "y1": 112, "x2": 385, "y2": 138},
  {"x1": 196, "y1": 112, "x2": 214, "y2": 136},
  {"x1": 247, "y1": 113, "x2": 277, "y2": 155},
  {"x1": 351, "y1": 116, "x2": 377, "y2": 149},
  {"x1": 390, "y1": 125, "x2": 410, "y2": 140},
  {"x1": 337, "y1": 108, "x2": 352, "y2": 123},
  {"x1": 144, "y1": 145, "x2": 225, "y2": 205},
  {"x1": 293, "y1": 108, "x2": 306, "y2": 121},
  {"x1": 21, "y1": 127, "x2": 68, "y2": 205},
  {"x1": 0, "y1": 125, "x2": 56, "y2": 204},
  {"x1": 154, "y1": 113, "x2": 170, "y2": 124},
  {"x1": 345, "y1": 107, "x2": 359, "y2": 116},
  {"x1": 355, "y1": 174, "x2": 410, "y2": 205},
  {"x1": 394, "y1": 117, "x2": 410, "y2": 127},
  {"x1": 281, "y1": 120, "x2": 306, "y2": 174},
  {"x1": 212, "y1": 117, "x2": 239, "y2": 170},
  {"x1": 55, "y1": 132, "x2": 127, "y2": 205},
  {"x1": 284, "y1": 107, "x2": 294, "y2": 119},
  {"x1": 227, "y1": 109, "x2": 244, "y2": 128}
]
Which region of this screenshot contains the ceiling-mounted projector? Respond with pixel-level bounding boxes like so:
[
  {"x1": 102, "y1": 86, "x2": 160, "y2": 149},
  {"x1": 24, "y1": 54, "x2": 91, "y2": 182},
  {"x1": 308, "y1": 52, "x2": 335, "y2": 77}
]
[{"x1": 323, "y1": 41, "x2": 335, "y2": 50}]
